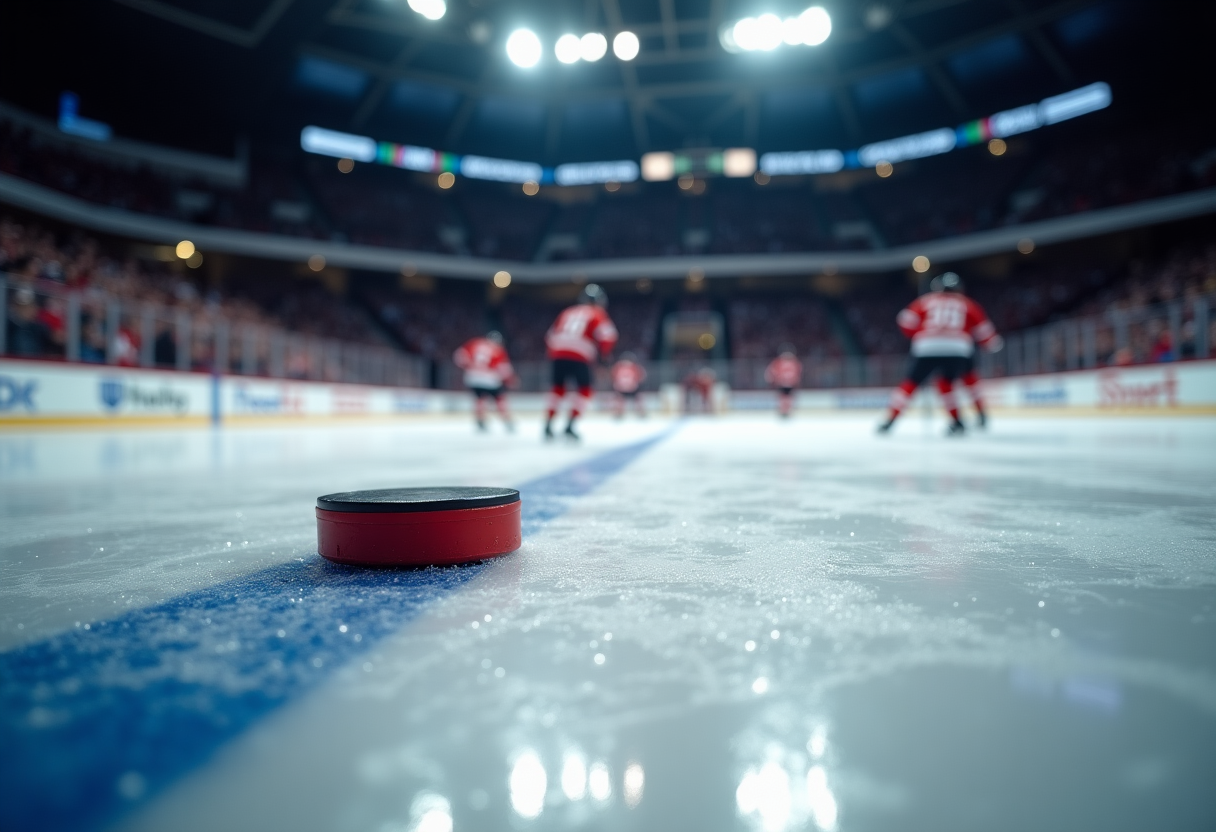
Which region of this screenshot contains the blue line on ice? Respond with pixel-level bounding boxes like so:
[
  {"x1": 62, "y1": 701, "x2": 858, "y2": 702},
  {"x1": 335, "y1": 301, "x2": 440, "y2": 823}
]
[{"x1": 0, "y1": 425, "x2": 677, "y2": 832}]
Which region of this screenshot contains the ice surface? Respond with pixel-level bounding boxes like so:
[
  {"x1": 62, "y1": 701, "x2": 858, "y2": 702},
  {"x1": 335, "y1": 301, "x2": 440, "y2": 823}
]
[{"x1": 2, "y1": 414, "x2": 1215, "y2": 832}]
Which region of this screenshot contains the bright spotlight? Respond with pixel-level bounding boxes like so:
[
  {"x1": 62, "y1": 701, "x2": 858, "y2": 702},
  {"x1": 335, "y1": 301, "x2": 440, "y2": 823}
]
[
  {"x1": 175, "y1": 240, "x2": 195, "y2": 259},
  {"x1": 782, "y1": 17, "x2": 804, "y2": 46},
  {"x1": 912, "y1": 255, "x2": 930, "y2": 273},
  {"x1": 407, "y1": 0, "x2": 446, "y2": 21},
  {"x1": 755, "y1": 14, "x2": 784, "y2": 51},
  {"x1": 719, "y1": 23, "x2": 742, "y2": 53},
  {"x1": 729, "y1": 7, "x2": 830, "y2": 52},
  {"x1": 580, "y1": 32, "x2": 607, "y2": 62},
  {"x1": 506, "y1": 29, "x2": 542, "y2": 68},
  {"x1": 799, "y1": 6, "x2": 832, "y2": 46},
  {"x1": 733, "y1": 18, "x2": 758, "y2": 51},
  {"x1": 555, "y1": 33, "x2": 581, "y2": 63},
  {"x1": 493, "y1": 270, "x2": 512, "y2": 288},
  {"x1": 613, "y1": 31, "x2": 639, "y2": 60}
]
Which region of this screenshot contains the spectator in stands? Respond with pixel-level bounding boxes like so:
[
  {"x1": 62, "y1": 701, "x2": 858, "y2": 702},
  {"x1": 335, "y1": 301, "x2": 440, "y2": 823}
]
[
  {"x1": 153, "y1": 323, "x2": 177, "y2": 367},
  {"x1": 81, "y1": 319, "x2": 106, "y2": 363},
  {"x1": 7, "y1": 288, "x2": 50, "y2": 356}
]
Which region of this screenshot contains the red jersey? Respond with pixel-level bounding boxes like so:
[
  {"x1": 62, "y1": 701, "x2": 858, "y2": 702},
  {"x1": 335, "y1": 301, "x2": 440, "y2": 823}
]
[
  {"x1": 545, "y1": 303, "x2": 618, "y2": 363},
  {"x1": 453, "y1": 337, "x2": 514, "y2": 388},
  {"x1": 765, "y1": 356, "x2": 802, "y2": 388},
  {"x1": 896, "y1": 293, "x2": 998, "y2": 357},
  {"x1": 611, "y1": 359, "x2": 646, "y2": 393}
]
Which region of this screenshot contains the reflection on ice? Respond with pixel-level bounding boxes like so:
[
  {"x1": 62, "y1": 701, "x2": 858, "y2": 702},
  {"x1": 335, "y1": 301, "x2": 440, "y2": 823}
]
[
  {"x1": 560, "y1": 751, "x2": 587, "y2": 800},
  {"x1": 737, "y1": 729, "x2": 839, "y2": 831},
  {"x1": 806, "y1": 766, "x2": 838, "y2": 831},
  {"x1": 407, "y1": 792, "x2": 452, "y2": 832},
  {"x1": 808, "y1": 726, "x2": 827, "y2": 759},
  {"x1": 736, "y1": 760, "x2": 792, "y2": 832},
  {"x1": 508, "y1": 750, "x2": 546, "y2": 818},
  {"x1": 623, "y1": 762, "x2": 645, "y2": 808},
  {"x1": 588, "y1": 761, "x2": 612, "y2": 801}
]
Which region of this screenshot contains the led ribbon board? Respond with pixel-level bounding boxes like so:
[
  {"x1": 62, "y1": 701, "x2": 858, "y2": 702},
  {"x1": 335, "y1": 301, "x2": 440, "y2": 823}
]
[
  {"x1": 301, "y1": 83, "x2": 1111, "y2": 185},
  {"x1": 301, "y1": 126, "x2": 635, "y2": 186},
  {"x1": 762, "y1": 82, "x2": 1112, "y2": 174}
]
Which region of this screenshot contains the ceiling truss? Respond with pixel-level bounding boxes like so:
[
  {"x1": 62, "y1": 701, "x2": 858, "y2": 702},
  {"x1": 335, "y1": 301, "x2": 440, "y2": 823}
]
[{"x1": 298, "y1": 0, "x2": 1095, "y2": 156}]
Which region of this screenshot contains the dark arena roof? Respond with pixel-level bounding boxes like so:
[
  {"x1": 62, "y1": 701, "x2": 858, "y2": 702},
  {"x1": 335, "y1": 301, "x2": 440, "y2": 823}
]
[{"x1": 3, "y1": 0, "x2": 1211, "y2": 161}]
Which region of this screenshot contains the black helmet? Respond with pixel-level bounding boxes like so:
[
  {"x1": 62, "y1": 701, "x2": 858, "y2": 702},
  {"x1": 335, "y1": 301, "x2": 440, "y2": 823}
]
[
  {"x1": 579, "y1": 283, "x2": 608, "y2": 308},
  {"x1": 486, "y1": 330, "x2": 503, "y2": 344},
  {"x1": 929, "y1": 272, "x2": 963, "y2": 293}
]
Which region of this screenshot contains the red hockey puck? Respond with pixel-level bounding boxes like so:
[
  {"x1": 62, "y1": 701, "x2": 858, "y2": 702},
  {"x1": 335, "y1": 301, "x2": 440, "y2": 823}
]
[{"x1": 316, "y1": 487, "x2": 521, "y2": 567}]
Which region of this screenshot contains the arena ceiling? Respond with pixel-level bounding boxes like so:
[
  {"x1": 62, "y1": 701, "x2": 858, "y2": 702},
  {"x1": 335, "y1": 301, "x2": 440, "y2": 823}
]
[{"x1": 0, "y1": 0, "x2": 1203, "y2": 162}]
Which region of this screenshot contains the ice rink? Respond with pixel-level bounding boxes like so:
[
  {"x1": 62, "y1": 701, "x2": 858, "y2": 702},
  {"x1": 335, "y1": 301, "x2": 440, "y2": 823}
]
[{"x1": 2, "y1": 412, "x2": 1215, "y2": 832}]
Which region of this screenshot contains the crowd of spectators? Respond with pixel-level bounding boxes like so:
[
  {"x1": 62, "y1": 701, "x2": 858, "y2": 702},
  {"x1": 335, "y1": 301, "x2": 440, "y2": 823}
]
[
  {"x1": 1, "y1": 215, "x2": 385, "y2": 373},
  {"x1": 728, "y1": 294, "x2": 841, "y2": 360},
  {"x1": 360, "y1": 284, "x2": 484, "y2": 363},
  {"x1": 7, "y1": 209, "x2": 1211, "y2": 383}
]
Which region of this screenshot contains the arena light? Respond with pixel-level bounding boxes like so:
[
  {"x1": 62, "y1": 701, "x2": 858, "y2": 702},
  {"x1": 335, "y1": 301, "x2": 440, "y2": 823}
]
[
  {"x1": 728, "y1": 7, "x2": 831, "y2": 52},
  {"x1": 1039, "y1": 82, "x2": 1112, "y2": 125},
  {"x1": 460, "y1": 155, "x2": 545, "y2": 184},
  {"x1": 753, "y1": 14, "x2": 784, "y2": 51},
  {"x1": 722, "y1": 148, "x2": 757, "y2": 178},
  {"x1": 554, "y1": 160, "x2": 639, "y2": 186},
  {"x1": 175, "y1": 240, "x2": 195, "y2": 259},
  {"x1": 796, "y1": 6, "x2": 832, "y2": 46},
  {"x1": 407, "y1": 0, "x2": 446, "y2": 21},
  {"x1": 759, "y1": 149, "x2": 844, "y2": 175},
  {"x1": 858, "y1": 127, "x2": 956, "y2": 168},
  {"x1": 613, "y1": 31, "x2": 640, "y2": 60},
  {"x1": 506, "y1": 29, "x2": 542, "y2": 68},
  {"x1": 580, "y1": 32, "x2": 608, "y2": 62},
  {"x1": 555, "y1": 33, "x2": 581, "y2": 64},
  {"x1": 641, "y1": 151, "x2": 676, "y2": 182},
  {"x1": 300, "y1": 126, "x2": 376, "y2": 162}
]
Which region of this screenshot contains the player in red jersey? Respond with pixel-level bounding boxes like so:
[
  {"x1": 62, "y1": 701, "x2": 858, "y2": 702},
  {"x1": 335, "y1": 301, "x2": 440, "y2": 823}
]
[
  {"x1": 452, "y1": 330, "x2": 516, "y2": 432},
  {"x1": 544, "y1": 284, "x2": 618, "y2": 440},
  {"x1": 959, "y1": 358, "x2": 988, "y2": 427},
  {"x1": 878, "y1": 272, "x2": 1002, "y2": 435},
  {"x1": 765, "y1": 346, "x2": 802, "y2": 419},
  {"x1": 610, "y1": 352, "x2": 647, "y2": 418}
]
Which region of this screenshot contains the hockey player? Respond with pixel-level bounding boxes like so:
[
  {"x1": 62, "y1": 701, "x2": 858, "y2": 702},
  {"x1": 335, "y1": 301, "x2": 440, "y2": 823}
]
[
  {"x1": 452, "y1": 330, "x2": 515, "y2": 432},
  {"x1": 765, "y1": 346, "x2": 802, "y2": 419},
  {"x1": 878, "y1": 272, "x2": 1001, "y2": 435},
  {"x1": 611, "y1": 352, "x2": 647, "y2": 418},
  {"x1": 959, "y1": 359, "x2": 989, "y2": 427},
  {"x1": 544, "y1": 284, "x2": 618, "y2": 440}
]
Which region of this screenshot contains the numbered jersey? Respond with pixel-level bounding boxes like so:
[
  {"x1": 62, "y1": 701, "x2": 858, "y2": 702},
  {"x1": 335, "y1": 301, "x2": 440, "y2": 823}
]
[
  {"x1": 545, "y1": 303, "x2": 618, "y2": 363},
  {"x1": 453, "y1": 337, "x2": 513, "y2": 389},
  {"x1": 896, "y1": 294, "x2": 997, "y2": 357},
  {"x1": 765, "y1": 356, "x2": 802, "y2": 388},
  {"x1": 611, "y1": 360, "x2": 646, "y2": 393}
]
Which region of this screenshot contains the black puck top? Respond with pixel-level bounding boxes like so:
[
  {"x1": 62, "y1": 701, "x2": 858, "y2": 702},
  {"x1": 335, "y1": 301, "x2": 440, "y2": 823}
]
[{"x1": 317, "y1": 486, "x2": 520, "y2": 514}]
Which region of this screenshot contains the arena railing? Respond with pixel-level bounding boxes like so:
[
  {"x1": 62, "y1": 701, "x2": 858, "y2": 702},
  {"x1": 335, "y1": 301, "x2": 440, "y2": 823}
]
[
  {"x1": 0, "y1": 274, "x2": 429, "y2": 388},
  {"x1": 6, "y1": 274, "x2": 1209, "y2": 394}
]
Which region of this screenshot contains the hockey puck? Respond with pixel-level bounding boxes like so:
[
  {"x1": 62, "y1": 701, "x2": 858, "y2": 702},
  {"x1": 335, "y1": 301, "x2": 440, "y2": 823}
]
[{"x1": 316, "y1": 487, "x2": 521, "y2": 567}]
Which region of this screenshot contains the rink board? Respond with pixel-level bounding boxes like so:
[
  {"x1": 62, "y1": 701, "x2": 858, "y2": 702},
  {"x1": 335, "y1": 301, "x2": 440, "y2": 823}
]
[{"x1": 2, "y1": 358, "x2": 1215, "y2": 426}]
